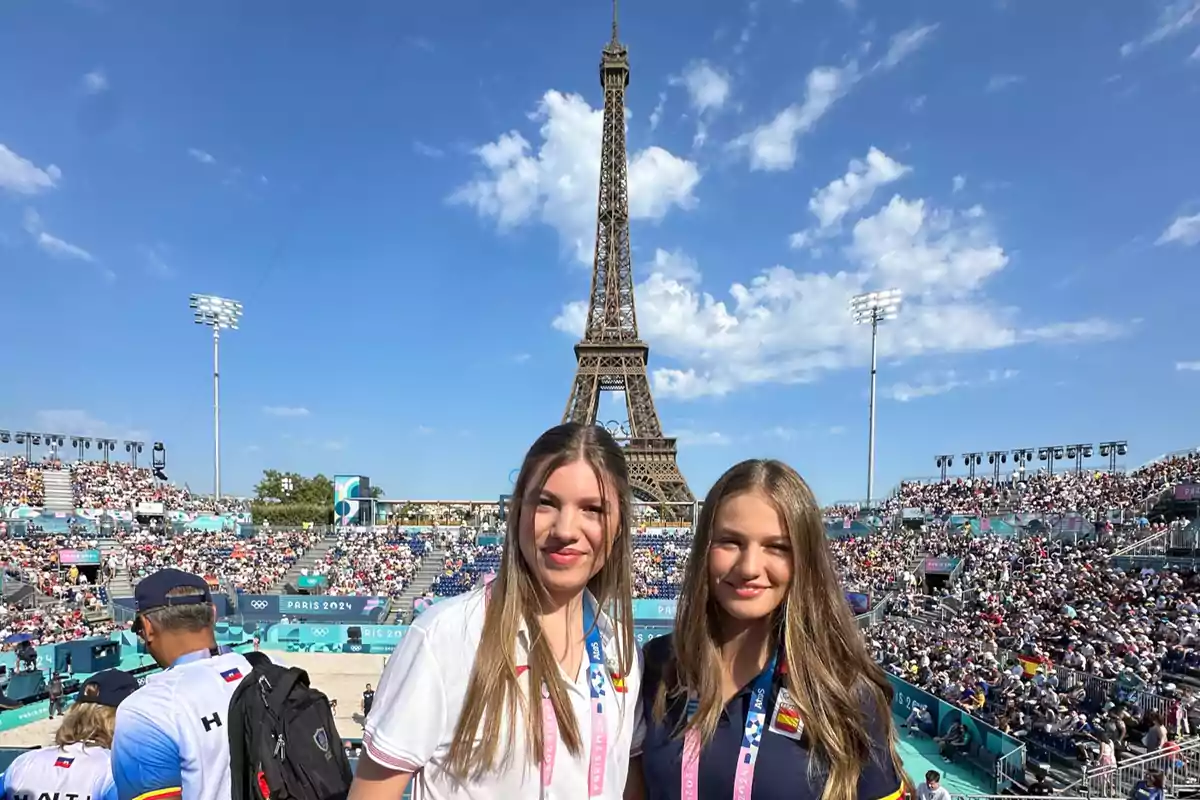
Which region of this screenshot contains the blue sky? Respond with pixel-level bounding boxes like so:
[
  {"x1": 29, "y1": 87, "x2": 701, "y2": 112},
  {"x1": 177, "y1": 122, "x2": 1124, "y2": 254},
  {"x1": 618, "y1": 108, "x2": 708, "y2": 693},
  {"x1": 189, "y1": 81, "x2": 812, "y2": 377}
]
[{"x1": 2, "y1": 0, "x2": 1199, "y2": 505}]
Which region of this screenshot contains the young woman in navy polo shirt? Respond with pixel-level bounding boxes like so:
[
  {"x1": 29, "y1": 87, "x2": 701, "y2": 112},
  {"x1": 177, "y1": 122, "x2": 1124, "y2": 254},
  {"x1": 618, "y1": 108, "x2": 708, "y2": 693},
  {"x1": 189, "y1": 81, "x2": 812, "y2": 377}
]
[{"x1": 627, "y1": 459, "x2": 910, "y2": 800}]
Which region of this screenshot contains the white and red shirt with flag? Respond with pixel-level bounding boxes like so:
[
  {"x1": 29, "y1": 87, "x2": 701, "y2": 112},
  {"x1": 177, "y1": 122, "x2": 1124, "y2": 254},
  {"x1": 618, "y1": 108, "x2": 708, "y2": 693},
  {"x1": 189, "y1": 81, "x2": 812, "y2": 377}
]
[{"x1": 2, "y1": 741, "x2": 117, "y2": 800}]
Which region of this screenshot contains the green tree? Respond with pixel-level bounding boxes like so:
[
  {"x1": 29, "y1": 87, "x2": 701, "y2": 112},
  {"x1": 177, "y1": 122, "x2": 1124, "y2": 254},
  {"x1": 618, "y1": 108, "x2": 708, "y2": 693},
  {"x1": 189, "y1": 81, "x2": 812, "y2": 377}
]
[{"x1": 370, "y1": 485, "x2": 384, "y2": 499}]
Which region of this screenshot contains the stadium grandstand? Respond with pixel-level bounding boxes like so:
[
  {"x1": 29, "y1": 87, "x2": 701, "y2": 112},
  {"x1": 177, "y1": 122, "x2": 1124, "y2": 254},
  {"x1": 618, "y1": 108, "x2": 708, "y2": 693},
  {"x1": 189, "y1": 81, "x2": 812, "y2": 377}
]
[{"x1": 1, "y1": 442, "x2": 1199, "y2": 797}]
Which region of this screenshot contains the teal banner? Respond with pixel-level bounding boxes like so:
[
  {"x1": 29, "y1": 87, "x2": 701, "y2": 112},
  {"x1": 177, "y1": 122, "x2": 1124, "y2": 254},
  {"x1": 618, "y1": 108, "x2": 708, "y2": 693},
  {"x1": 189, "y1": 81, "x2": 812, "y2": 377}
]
[
  {"x1": 631, "y1": 599, "x2": 677, "y2": 621},
  {"x1": 296, "y1": 575, "x2": 328, "y2": 589},
  {"x1": 264, "y1": 623, "x2": 678, "y2": 655},
  {"x1": 886, "y1": 673, "x2": 1024, "y2": 791}
]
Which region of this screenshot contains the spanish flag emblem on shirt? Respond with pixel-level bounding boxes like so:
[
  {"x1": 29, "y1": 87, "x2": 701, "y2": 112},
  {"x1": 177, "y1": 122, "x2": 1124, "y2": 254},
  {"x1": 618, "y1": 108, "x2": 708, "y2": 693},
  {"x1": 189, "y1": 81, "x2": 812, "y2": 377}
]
[
  {"x1": 774, "y1": 704, "x2": 801, "y2": 735},
  {"x1": 609, "y1": 672, "x2": 627, "y2": 693}
]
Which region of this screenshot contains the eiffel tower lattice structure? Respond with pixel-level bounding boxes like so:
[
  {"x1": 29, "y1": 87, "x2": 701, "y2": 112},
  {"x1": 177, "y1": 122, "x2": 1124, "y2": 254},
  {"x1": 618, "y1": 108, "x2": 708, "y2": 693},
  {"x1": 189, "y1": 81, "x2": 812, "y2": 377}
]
[{"x1": 561, "y1": 1, "x2": 695, "y2": 510}]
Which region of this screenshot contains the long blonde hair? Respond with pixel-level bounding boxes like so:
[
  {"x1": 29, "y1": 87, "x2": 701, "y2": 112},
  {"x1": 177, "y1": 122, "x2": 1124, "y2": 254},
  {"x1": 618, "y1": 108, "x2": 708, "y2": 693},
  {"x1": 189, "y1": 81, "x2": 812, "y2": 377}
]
[
  {"x1": 54, "y1": 702, "x2": 117, "y2": 750},
  {"x1": 656, "y1": 459, "x2": 908, "y2": 800},
  {"x1": 445, "y1": 423, "x2": 635, "y2": 781}
]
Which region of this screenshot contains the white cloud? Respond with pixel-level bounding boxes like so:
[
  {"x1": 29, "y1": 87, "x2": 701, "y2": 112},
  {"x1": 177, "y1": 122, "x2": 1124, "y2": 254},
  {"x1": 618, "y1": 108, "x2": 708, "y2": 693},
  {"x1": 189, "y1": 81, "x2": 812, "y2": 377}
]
[
  {"x1": 884, "y1": 367, "x2": 1017, "y2": 402},
  {"x1": 952, "y1": 175, "x2": 966, "y2": 193},
  {"x1": 649, "y1": 92, "x2": 667, "y2": 131},
  {"x1": 986, "y1": 74, "x2": 1025, "y2": 92},
  {"x1": 21, "y1": 207, "x2": 102, "y2": 272},
  {"x1": 1157, "y1": 212, "x2": 1200, "y2": 246},
  {"x1": 1177, "y1": 361, "x2": 1200, "y2": 371},
  {"x1": 37, "y1": 232, "x2": 95, "y2": 263},
  {"x1": 262, "y1": 406, "x2": 310, "y2": 417},
  {"x1": 828, "y1": 425, "x2": 846, "y2": 435},
  {"x1": 553, "y1": 174, "x2": 1123, "y2": 400},
  {"x1": 884, "y1": 372, "x2": 966, "y2": 402},
  {"x1": 415, "y1": 425, "x2": 435, "y2": 435},
  {"x1": 34, "y1": 410, "x2": 145, "y2": 441},
  {"x1": 733, "y1": 23, "x2": 934, "y2": 172},
  {"x1": 413, "y1": 141, "x2": 444, "y2": 158},
  {"x1": 451, "y1": 90, "x2": 701, "y2": 263},
  {"x1": 790, "y1": 147, "x2": 911, "y2": 247},
  {"x1": 1121, "y1": 0, "x2": 1200, "y2": 56},
  {"x1": 188, "y1": 148, "x2": 217, "y2": 165},
  {"x1": 139, "y1": 244, "x2": 174, "y2": 278},
  {"x1": 876, "y1": 23, "x2": 939, "y2": 71},
  {"x1": 0, "y1": 144, "x2": 62, "y2": 194},
  {"x1": 674, "y1": 61, "x2": 732, "y2": 114},
  {"x1": 672, "y1": 61, "x2": 733, "y2": 147},
  {"x1": 674, "y1": 429, "x2": 731, "y2": 446},
  {"x1": 733, "y1": 64, "x2": 856, "y2": 172},
  {"x1": 82, "y1": 69, "x2": 108, "y2": 94},
  {"x1": 1191, "y1": 43, "x2": 1200, "y2": 60}
]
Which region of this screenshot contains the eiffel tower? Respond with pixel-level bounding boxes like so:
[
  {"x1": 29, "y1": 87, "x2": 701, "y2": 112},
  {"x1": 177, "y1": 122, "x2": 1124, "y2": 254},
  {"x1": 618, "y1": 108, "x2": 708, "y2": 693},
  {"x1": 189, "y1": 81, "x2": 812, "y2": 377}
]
[{"x1": 561, "y1": 1, "x2": 695, "y2": 509}]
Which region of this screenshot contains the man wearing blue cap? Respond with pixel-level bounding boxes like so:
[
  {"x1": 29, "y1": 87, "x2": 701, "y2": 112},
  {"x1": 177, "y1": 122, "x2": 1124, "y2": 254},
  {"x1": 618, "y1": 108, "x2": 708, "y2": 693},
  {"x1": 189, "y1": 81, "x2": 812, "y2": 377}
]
[
  {"x1": 2, "y1": 669, "x2": 140, "y2": 800},
  {"x1": 110, "y1": 569, "x2": 256, "y2": 800}
]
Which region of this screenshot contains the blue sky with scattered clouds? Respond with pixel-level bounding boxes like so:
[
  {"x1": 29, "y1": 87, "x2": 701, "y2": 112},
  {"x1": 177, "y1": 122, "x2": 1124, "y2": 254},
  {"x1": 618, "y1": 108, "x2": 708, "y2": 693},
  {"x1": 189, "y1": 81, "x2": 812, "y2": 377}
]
[{"x1": 1, "y1": 0, "x2": 1198, "y2": 504}]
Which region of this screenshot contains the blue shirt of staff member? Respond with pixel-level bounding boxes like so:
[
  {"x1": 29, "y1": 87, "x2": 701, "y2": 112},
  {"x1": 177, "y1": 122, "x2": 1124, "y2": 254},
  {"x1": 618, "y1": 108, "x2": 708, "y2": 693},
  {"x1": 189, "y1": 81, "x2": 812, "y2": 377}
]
[
  {"x1": 626, "y1": 459, "x2": 911, "y2": 800},
  {"x1": 110, "y1": 569, "x2": 257, "y2": 800},
  {"x1": 1, "y1": 669, "x2": 140, "y2": 800},
  {"x1": 349, "y1": 422, "x2": 642, "y2": 800}
]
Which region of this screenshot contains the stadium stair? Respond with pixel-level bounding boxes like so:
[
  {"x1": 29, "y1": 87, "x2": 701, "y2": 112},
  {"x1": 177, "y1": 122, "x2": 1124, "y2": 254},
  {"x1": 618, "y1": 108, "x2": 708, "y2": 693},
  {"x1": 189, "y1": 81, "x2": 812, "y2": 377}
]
[
  {"x1": 272, "y1": 537, "x2": 334, "y2": 594},
  {"x1": 388, "y1": 544, "x2": 446, "y2": 624},
  {"x1": 41, "y1": 468, "x2": 74, "y2": 513},
  {"x1": 99, "y1": 538, "x2": 136, "y2": 598}
]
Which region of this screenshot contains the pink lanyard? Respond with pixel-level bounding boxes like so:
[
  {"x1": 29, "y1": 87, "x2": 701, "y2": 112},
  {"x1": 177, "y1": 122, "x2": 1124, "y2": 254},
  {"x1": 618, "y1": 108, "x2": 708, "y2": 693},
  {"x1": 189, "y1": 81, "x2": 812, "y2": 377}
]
[
  {"x1": 680, "y1": 653, "x2": 779, "y2": 800},
  {"x1": 484, "y1": 581, "x2": 609, "y2": 796}
]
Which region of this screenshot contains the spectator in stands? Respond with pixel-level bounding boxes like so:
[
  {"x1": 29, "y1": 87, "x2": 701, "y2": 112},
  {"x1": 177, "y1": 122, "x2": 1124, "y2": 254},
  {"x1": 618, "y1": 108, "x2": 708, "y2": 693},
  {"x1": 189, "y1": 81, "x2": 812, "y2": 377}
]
[
  {"x1": 1, "y1": 669, "x2": 139, "y2": 800},
  {"x1": 632, "y1": 459, "x2": 906, "y2": 800},
  {"x1": 916, "y1": 770, "x2": 950, "y2": 800},
  {"x1": 354, "y1": 422, "x2": 639, "y2": 800}
]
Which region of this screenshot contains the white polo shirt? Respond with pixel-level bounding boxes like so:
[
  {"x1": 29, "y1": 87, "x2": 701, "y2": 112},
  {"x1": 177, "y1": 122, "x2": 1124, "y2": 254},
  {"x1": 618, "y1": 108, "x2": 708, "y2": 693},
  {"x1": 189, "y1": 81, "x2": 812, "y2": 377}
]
[
  {"x1": 3, "y1": 741, "x2": 116, "y2": 800},
  {"x1": 111, "y1": 650, "x2": 254, "y2": 800},
  {"x1": 363, "y1": 588, "x2": 640, "y2": 800}
]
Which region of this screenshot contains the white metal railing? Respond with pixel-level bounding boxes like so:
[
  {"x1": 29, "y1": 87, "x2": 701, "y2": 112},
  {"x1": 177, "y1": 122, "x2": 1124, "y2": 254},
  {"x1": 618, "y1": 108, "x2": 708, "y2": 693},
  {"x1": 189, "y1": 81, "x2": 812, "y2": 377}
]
[
  {"x1": 1109, "y1": 527, "x2": 1170, "y2": 558},
  {"x1": 1057, "y1": 736, "x2": 1200, "y2": 798}
]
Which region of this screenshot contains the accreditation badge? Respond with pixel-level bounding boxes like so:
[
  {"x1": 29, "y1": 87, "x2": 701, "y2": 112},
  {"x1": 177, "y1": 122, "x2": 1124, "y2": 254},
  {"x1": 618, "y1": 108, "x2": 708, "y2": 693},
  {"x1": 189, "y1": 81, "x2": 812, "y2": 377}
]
[{"x1": 769, "y1": 688, "x2": 804, "y2": 740}]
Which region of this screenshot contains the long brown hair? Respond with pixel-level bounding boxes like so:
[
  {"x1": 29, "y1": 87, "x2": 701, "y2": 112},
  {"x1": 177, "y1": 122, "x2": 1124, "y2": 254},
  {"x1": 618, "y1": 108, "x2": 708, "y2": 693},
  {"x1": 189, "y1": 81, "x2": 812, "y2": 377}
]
[
  {"x1": 445, "y1": 423, "x2": 635, "y2": 781},
  {"x1": 656, "y1": 459, "x2": 908, "y2": 800}
]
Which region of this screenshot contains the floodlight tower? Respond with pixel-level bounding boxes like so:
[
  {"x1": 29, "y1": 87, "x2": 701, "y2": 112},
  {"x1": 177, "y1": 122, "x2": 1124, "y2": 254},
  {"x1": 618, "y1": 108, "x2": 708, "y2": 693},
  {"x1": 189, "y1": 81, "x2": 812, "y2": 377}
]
[
  {"x1": 850, "y1": 288, "x2": 902, "y2": 510},
  {"x1": 190, "y1": 294, "x2": 243, "y2": 501}
]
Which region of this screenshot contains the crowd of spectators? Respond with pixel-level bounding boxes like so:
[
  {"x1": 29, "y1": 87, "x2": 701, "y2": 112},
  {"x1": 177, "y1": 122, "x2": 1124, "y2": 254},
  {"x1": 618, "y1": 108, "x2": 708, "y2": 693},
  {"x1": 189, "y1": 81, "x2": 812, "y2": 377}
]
[
  {"x1": 0, "y1": 455, "x2": 249, "y2": 513},
  {"x1": 316, "y1": 529, "x2": 428, "y2": 597},
  {"x1": 884, "y1": 450, "x2": 1200, "y2": 518},
  {"x1": 0, "y1": 457, "x2": 45, "y2": 506},
  {"x1": 118, "y1": 527, "x2": 321, "y2": 593}
]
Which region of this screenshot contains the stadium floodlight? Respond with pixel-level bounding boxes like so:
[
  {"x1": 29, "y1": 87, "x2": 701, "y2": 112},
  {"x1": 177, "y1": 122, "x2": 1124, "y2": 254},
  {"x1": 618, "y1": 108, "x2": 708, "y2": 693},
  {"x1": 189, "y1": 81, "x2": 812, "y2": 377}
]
[
  {"x1": 1098, "y1": 440, "x2": 1127, "y2": 473},
  {"x1": 71, "y1": 436, "x2": 93, "y2": 460},
  {"x1": 125, "y1": 440, "x2": 145, "y2": 468},
  {"x1": 190, "y1": 293, "x2": 243, "y2": 501},
  {"x1": 1038, "y1": 445, "x2": 1067, "y2": 476},
  {"x1": 850, "y1": 288, "x2": 902, "y2": 510},
  {"x1": 1065, "y1": 442, "x2": 1093, "y2": 473},
  {"x1": 935, "y1": 454, "x2": 954, "y2": 482},
  {"x1": 962, "y1": 452, "x2": 983, "y2": 480},
  {"x1": 987, "y1": 450, "x2": 1008, "y2": 482},
  {"x1": 14, "y1": 431, "x2": 36, "y2": 461},
  {"x1": 96, "y1": 438, "x2": 118, "y2": 463}
]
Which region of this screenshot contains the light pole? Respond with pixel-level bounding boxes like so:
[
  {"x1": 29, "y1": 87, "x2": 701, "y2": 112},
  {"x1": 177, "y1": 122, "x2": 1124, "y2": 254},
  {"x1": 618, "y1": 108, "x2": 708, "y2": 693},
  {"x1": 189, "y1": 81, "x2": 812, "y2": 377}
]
[
  {"x1": 1065, "y1": 443, "x2": 1093, "y2": 473},
  {"x1": 1038, "y1": 445, "x2": 1066, "y2": 476},
  {"x1": 935, "y1": 454, "x2": 954, "y2": 482},
  {"x1": 1098, "y1": 440, "x2": 1127, "y2": 473},
  {"x1": 962, "y1": 452, "x2": 983, "y2": 480},
  {"x1": 125, "y1": 440, "x2": 145, "y2": 468},
  {"x1": 987, "y1": 450, "x2": 1008, "y2": 482},
  {"x1": 190, "y1": 294, "x2": 243, "y2": 501},
  {"x1": 850, "y1": 288, "x2": 902, "y2": 510}
]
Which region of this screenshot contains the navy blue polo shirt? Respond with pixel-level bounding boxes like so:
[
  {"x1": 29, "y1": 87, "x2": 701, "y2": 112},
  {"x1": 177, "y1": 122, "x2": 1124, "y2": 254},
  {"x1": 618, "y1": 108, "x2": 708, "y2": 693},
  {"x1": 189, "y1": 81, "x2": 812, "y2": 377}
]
[{"x1": 638, "y1": 634, "x2": 905, "y2": 800}]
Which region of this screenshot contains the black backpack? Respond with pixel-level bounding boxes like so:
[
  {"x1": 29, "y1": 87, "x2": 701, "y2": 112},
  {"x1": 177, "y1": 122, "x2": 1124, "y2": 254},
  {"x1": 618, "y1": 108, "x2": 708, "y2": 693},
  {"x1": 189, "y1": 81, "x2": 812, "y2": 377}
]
[{"x1": 228, "y1": 653, "x2": 354, "y2": 800}]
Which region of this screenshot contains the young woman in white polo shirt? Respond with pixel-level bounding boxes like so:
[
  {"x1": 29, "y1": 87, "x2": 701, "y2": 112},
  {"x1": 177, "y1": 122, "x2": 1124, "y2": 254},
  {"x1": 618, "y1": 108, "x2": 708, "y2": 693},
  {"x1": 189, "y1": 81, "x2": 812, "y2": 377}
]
[{"x1": 351, "y1": 422, "x2": 640, "y2": 800}]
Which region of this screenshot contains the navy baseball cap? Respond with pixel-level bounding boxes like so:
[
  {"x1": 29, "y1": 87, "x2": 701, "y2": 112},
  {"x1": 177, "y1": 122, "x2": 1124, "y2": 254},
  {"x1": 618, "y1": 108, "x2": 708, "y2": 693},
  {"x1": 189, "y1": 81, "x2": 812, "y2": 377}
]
[
  {"x1": 134, "y1": 568, "x2": 213, "y2": 613},
  {"x1": 78, "y1": 670, "x2": 140, "y2": 708}
]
